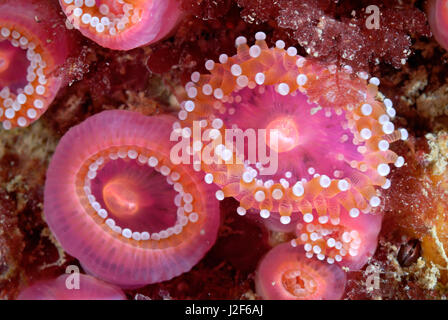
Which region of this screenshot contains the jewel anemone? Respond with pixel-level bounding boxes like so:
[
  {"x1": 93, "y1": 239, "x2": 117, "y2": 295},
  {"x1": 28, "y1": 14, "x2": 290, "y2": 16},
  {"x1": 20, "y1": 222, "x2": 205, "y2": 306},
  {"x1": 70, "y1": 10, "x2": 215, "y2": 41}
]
[
  {"x1": 44, "y1": 110, "x2": 220, "y2": 287},
  {"x1": 255, "y1": 243, "x2": 346, "y2": 300},
  {"x1": 17, "y1": 274, "x2": 126, "y2": 300},
  {"x1": 0, "y1": 0, "x2": 74, "y2": 130},
  {"x1": 176, "y1": 33, "x2": 408, "y2": 268},
  {"x1": 428, "y1": 0, "x2": 448, "y2": 51},
  {"x1": 59, "y1": 0, "x2": 182, "y2": 50}
]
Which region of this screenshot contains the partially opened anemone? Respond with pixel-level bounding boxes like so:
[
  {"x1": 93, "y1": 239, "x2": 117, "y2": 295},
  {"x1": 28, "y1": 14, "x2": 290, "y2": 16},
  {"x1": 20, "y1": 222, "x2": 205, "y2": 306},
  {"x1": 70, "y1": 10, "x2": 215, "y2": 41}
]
[
  {"x1": 255, "y1": 243, "x2": 346, "y2": 300},
  {"x1": 44, "y1": 110, "x2": 220, "y2": 287},
  {"x1": 17, "y1": 274, "x2": 126, "y2": 300},
  {"x1": 60, "y1": 0, "x2": 183, "y2": 50},
  {"x1": 0, "y1": 0, "x2": 74, "y2": 129},
  {"x1": 428, "y1": 0, "x2": 448, "y2": 51}
]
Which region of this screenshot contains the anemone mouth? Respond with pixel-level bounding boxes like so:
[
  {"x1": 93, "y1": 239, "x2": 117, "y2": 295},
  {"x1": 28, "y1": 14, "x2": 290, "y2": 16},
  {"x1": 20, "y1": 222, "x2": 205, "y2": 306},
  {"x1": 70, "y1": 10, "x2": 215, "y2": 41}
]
[
  {"x1": 177, "y1": 33, "x2": 408, "y2": 228},
  {"x1": 102, "y1": 176, "x2": 142, "y2": 218},
  {"x1": 265, "y1": 116, "x2": 301, "y2": 153},
  {"x1": 281, "y1": 268, "x2": 317, "y2": 298}
]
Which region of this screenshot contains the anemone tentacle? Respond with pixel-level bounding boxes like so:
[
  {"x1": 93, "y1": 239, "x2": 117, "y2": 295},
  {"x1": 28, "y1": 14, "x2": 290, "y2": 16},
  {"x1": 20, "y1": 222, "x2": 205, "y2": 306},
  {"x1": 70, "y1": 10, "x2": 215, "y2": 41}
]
[{"x1": 18, "y1": 274, "x2": 126, "y2": 300}]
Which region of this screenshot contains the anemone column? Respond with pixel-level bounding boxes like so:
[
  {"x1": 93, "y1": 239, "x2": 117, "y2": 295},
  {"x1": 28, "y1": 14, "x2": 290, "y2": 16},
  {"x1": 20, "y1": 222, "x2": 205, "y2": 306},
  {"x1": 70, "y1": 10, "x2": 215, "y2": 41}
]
[{"x1": 18, "y1": 274, "x2": 126, "y2": 300}]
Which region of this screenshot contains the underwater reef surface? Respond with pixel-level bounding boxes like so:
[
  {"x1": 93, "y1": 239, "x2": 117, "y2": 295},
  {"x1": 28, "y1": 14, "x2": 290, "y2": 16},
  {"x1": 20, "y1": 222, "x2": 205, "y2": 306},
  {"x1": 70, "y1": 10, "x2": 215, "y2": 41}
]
[{"x1": 1, "y1": 0, "x2": 448, "y2": 300}]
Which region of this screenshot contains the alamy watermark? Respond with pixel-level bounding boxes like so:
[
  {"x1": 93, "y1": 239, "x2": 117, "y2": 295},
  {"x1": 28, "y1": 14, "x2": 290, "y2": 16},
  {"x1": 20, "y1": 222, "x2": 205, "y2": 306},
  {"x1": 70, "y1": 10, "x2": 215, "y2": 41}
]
[
  {"x1": 365, "y1": 265, "x2": 381, "y2": 292},
  {"x1": 365, "y1": 5, "x2": 380, "y2": 30},
  {"x1": 170, "y1": 121, "x2": 280, "y2": 175},
  {"x1": 65, "y1": 265, "x2": 80, "y2": 290}
]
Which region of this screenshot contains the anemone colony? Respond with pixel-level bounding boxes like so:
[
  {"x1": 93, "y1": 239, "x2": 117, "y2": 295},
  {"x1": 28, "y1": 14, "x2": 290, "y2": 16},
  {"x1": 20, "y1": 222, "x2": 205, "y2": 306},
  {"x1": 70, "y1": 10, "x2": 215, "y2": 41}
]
[{"x1": 0, "y1": 0, "x2": 445, "y2": 300}]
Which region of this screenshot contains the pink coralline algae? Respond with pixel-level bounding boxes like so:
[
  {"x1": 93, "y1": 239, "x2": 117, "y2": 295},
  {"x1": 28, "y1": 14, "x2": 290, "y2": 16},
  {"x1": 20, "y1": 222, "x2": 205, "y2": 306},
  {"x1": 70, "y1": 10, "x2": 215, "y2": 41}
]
[
  {"x1": 44, "y1": 110, "x2": 220, "y2": 287},
  {"x1": 428, "y1": 0, "x2": 448, "y2": 51},
  {"x1": 0, "y1": 0, "x2": 75, "y2": 129},
  {"x1": 60, "y1": 0, "x2": 183, "y2": 50},
  {"x1": 17, "y1": 274, "x2": 126, "y2": 300},
  {"x1": 255, "y1": 243, "x2": 346, "y2": 300},
  {"x1": 176, "y1": 33, "x2": 408, "y2": 269}
]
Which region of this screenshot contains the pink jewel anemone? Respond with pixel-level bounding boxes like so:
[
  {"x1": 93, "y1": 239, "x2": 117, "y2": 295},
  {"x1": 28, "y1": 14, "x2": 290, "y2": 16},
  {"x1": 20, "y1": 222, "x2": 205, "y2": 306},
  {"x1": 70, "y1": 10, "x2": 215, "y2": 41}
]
[
  {"x1": 255, "y1": 243, "x2": 346, "y2": 300},
  {"x1": 176, "y1": 33, "x2": 409, "y2": 269},
  {"x1": 60, "y1": 0, "x2": 183, "y2": 50},
  {"x1": 17, "y1": 274, "x2": 126, "y2": 300},
  {"x1": 0, "y1": 0, "x2": 74, "y2": 129},
  {"x1": 428, "y1": 0, "x2": 448, "y2": 51},
  {"x1": 44, "y1": 110, "x2": 220, "y2": 287}
]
